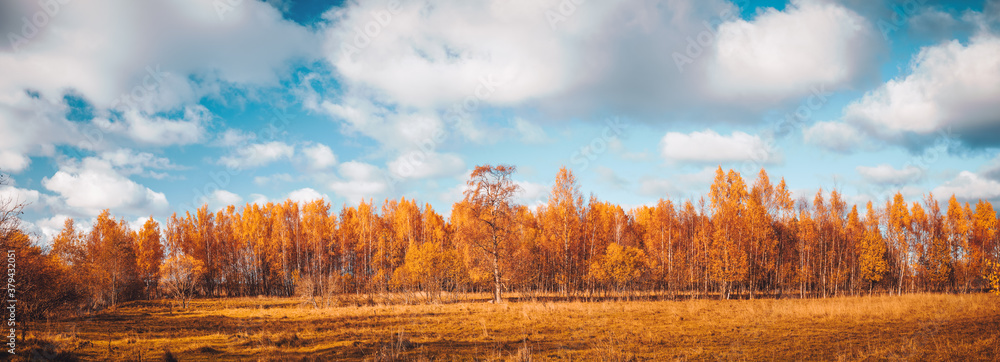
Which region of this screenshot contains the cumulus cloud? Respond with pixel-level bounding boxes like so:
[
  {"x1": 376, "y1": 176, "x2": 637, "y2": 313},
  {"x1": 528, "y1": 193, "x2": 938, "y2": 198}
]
[
  {"x1": 219, "y1": 141, "x2": 295, "y2": 169},
  {"x1": 198, "y1": 189, "x2": 242, "y2": 212},
  {"x1": 328, "y1": 161, "x2": 389, "y2": 203},
  {"x1": 932, "y1": 171, "x2": 1000, "y2": 202},
  {"x1": 0, "y1": 183, "x2": 46, "y2": 211},
  {"x1": 319, "y1": 0, "x2": 880, "y2": 130},
  {"x1": 856, "y1": 164, "x2": 924, "y2": 186},
  {"x1": 843, "y1": 34, "x2": 1000, "y2": 148},
  {"x1": 660, "y1": 130, "x2": 778, "y2": 164},
  {"x1": 0, "y1": 0, "x2": 318, "y2": 110},
  {"x1": 0, "y1": 93, "x2": 83, "y2": 173},
  {"x1": 42, "y1": 157, "x2": 169, "y2": 216},
  {"x1": 287, "y1": 188, "x2": 327, "y2": 203},
  {"x1": 707, "y1": 0, "x2": 879, "y2": 103},
  {"x1": 98, "y1": 106, "x2": 210, "y2": 146},
  {"x1": 387, "y1": 152, "x2": 465, "y2": 180},
  {"x1": 516, "y1": 180, "x2": 549, "y2": 209},
  {"x1": 0, "y1": 0, "x2": 318, "y2": 174},
  {"x1": 314, "y1": 95, "x2": 457, "y2": 151},
  {"x1": 254, "y1": 173, "x2": 294, "y2": 187},
  {"x1": 96, "y1": 148, "x2": 180, "y2": 179},
  {"x1": 803, "y1": 121, "x2": 870, "y2": 153},
  {"x1": 300, "y1": 143, "x2": 337, "y2": 170}
]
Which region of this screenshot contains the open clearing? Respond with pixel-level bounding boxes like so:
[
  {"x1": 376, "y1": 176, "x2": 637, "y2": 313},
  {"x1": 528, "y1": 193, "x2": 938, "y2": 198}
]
[{"x1": 21, "y1": 293, "x2": 1000, "y2": 361}]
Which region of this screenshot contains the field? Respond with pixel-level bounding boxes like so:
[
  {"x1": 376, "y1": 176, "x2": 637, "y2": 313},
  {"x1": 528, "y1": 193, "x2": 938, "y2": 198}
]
[{"x1": 20, "y1": 293, "x2": 1000, "y2": 361}]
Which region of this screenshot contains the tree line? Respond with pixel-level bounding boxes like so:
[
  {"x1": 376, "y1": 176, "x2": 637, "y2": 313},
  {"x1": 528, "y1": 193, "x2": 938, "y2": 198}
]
[{"x1": 3, "y1": 165, "x2": 1000, "y2": 316}]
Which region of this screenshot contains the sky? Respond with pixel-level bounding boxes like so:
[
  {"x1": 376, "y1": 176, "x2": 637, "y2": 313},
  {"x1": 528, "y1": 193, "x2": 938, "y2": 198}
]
[{"x1": 1, "y1": 0, "x2": 1000, "y2": 245}]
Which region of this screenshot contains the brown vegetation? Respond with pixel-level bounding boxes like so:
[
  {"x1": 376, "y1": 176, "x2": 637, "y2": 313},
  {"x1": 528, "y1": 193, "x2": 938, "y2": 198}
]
[{"x1": 17, "y1": 293, "x2": 1000, "y2": 361}]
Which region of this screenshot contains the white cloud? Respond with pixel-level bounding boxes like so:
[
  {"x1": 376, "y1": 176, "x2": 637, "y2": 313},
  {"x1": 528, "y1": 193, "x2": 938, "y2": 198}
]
[
  {"x1": 387, "y1": 152, "x2": 465, "y2": 180},
  {"x1": 315, "y1": 96, "x2": 454, "y2": 151},
  {"x1": 97, "y1": 148, "x2": 179, "y2": 178},
  {"x1": 107, "y1": 106, "x2": 210, "y2": 146},
  {"x1": 287, "y1": 188, "x2": 327, "y2": 203},
  {"x1": 219, "y1": 141, "x2": 294, "y2": 169},
  {"x1": 0, "y1": 0, "x2": 318, "y2": 111},
  {"x1": 0, "y1": 93, "x2": 82, "y2": 173},
  {"x1": 708, "y1": 0, "x2": 878, "y2": 103},
  {"x1": 254, "y1": 173, "x2": 294, "y2": 187},
  {"x1": 516, "y1": 180, "x2": 549, "y2": 209},
  {"x1": 637, "y1": 167, "x2": 714, "y2": 198},
  {"x1": 216, "y1": 128, "x2": 255, "y2": 148},
  {"x1": 0, "y1": 184, "x2": 42, "y2": 210},
  {"x1": 856, "y1": 164, "x2": 924, "y2": 185},
  {"x1": 249, "y1": 193, "x2": 269, "y2": 206},
  {"x1": 803, "y1": 121, "x2": 870, "y2": 153},
  {"x1": 33, "y1": 214, "x2": 74, "y2": 246},
  {"x1": 843, "y1": 34, "x2": 1000, "y2": 147},
  {"x1": 328, "y1": 161, "x2": 389, "y2": 203},
  {"x1": 323, "y1": 0, "x2": 569, "y2": 109},
  {"x1": 42, "y1": 157, "x2": 169, "y2": 216},
  {"x1": 932, "y1": 171, "x2": 1000, "y2": 202},
  {"x1": 0, "y1": 0, "x2": 318, "y2": 170},
  {"x1": 322, "y1": 0, "x2": 854, "y2": 130},
  {"x1": 660, "y1": 130, "x2": 778, "y2": 164},
  {"x1": 300, "y1": 143, "x2": 337, "y2": 170},
  {"x1": 198, "y1": 189, "x2": 242, "y2": 211}
]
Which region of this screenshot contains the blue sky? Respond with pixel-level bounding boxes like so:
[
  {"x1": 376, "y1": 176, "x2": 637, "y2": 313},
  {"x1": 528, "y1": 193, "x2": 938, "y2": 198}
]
[{"x1": 2, "y1": 0, "x2": 1000, "y2": 244}]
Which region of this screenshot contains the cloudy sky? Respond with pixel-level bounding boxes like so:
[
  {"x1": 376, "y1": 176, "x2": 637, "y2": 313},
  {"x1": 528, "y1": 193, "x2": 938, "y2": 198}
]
[{"x1": 2, "y1": 0, "x2": 1000, "y2": 244}]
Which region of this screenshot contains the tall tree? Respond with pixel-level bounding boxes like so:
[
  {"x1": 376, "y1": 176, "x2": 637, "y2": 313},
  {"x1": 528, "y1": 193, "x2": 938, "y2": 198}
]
[
  {"x1": 456, "y1": 164, "x2": 521, "y2": 303},
  {"x1": 858, "y1": 201, "x2": 887, "y2": 294},
  {"x1": 708, "y1": 167, "x2": 749, "y2": 299},
  {"x1": 540, "y1": 166, "x2": 584, "y2": 294},
  {"x1": 136, "y1": 217, "x2": 165, "y2": 299}
]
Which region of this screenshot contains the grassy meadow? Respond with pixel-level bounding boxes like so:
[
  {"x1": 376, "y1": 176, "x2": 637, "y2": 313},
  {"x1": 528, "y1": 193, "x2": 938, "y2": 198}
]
[{"x1": 18, "y1": 293, "x2": 1000, "y2": 361}]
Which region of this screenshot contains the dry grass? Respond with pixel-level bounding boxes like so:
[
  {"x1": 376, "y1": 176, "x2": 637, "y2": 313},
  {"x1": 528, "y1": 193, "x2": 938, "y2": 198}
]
[{"x1": 14, "y1": 293, "x2": 1000, "y2": 361}]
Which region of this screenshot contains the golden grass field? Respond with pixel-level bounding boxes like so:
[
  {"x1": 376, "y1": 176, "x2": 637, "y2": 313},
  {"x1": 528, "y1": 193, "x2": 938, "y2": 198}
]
[{"x1": 20, "y1": 293, "x2": 1000, "y2": 361}]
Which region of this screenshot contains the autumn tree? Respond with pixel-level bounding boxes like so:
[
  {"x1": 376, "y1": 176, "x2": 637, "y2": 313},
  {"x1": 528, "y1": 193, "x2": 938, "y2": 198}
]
[
  {"x1": 456, "y1": 164, "x2": 521, "y2": 303},
  {"x1": 588, "y1": 243, "x2": 647, "y2": 296},
  {"x1": 858, "y1": 201, "x2": 887, "y2": 294},
  {"x1": 301, "y1": 199, "x2": 336, "y2": 300},
  {"x1": 160, "y1": 254, "x2": 205, "y2": 308},
  {"x1": 708, "y1": 167, "x2": 749, "y2": 299},
  {"x1": 886, "y1": 192, "x2": 911, "y2": 294},
  {"x1": 86, "y1": 210, "x2": 141, "y2": 307},
  {"x1": 946, "y1": 196, "x2": 971, "y2": 292},
  {"x1": 539, "y1": 166, "x2": 584, "y2": 294},
  {"x1": 746, "y1": 169, "x2": 778, "y2": 298},
  {"x1": 136, "y1": 216, "x2": 165, "y2": 298},
  {"x1": 635, "y1": 199, "x2": 679, "y2": 294},
  {"x1": 971, "y1": 200, "x2": 997, "y2": 291}
]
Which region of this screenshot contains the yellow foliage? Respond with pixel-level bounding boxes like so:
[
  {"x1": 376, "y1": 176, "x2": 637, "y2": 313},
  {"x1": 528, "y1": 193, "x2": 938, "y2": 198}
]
[
  {"x1": 988, "y1": 261, "x2": 1000, "y2": 296},
  {"x1": 589, "y1": 243, "x2": 647, "y2": 290}
]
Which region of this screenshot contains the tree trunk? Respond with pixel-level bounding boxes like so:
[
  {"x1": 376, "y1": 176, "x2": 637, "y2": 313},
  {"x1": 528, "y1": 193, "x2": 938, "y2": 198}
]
[{"x1": 492, "y1": 251, "x2": 502, "y2": 304}]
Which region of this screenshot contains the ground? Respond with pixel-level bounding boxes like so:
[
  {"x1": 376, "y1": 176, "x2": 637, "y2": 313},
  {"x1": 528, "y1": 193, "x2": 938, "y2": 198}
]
[{"x1": 16, "y1": 293, "x2": 1000, "y2": 361}]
